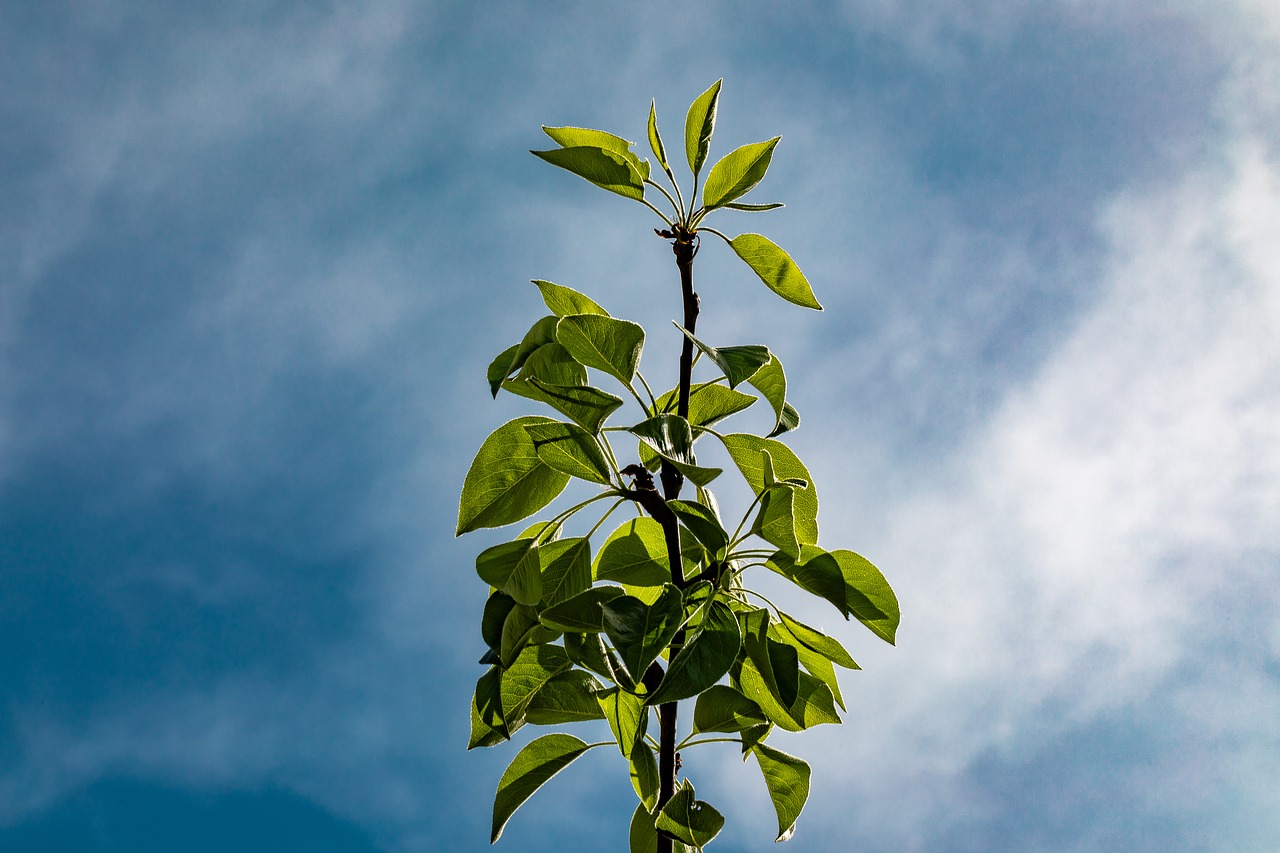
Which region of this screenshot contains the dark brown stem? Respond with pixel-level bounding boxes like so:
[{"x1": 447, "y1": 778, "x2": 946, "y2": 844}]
[{"x1": 656, "y1": 231, "x2": 698, "y2": 853}]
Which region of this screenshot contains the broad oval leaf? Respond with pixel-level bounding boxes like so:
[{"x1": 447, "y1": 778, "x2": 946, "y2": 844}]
[
  {"x1": 600, "y1": 584, "x2": 684, "y2": 679},
  {"x1": 599, "y1": 686, "x2": 648, "y2": 756},
  {"x1": 766, "y1": 546, "x2": 847, "y2": 618},
  {"x1": 500, "y1": 644, "x2": 572, "y2": 725},
  {"x1": 594, "y1": 517, "x2": 670, "y2": 586},
  {"x1": 532, "y1": 279, "x2": 608, "y2": 317},
  {"x1": 628, "y1": 414, "x2": 721, "y2": 486},
  {"x1": 475, "y1": 538, "x2": 542, "y2": 606},
  {"x1": 457, "y1": 417, "x2": 571, "y2": 536},
  {"x1": 541, "y1": 125, "x2": 650, "y2": 181},
  {"x1": 753, "y1": 484, "x2": 800, "y2": 558},
  {"x1": 702, "y1": 137, "x2": 780, "y2": 210},
  {"x1": 692, "y1": 684, "x2": 768, "y2": 733},
  {"x1": 491, "y1": 733, "x2": 593, "y2": 843},
  {"x1": 523, "y1": 669, "x2": 607, "y2": 725},
  {"x1": 481, "y1": 591, "x2": 517, "y2": 654},
  {"x1": 730, "y1": 233, "x2": 822, "y2": 310},
  {"x1": 539, "y1": 585, "x2": 626, "y2": 632},
  {"x1": 629, "y1": 742, "x2": 660, "y2": 810},
  {"x1": 737, "y1": 657, "x2": 840, "y2": 732},
  {"x1": 538, "y1": 536, "x2": 593, "y2": 607},
  {"x1": 524, "y1": 421, "x2": 613, "y2": 485},
  {"x1": 666, "y1": 499, "x2": 729, "y2": 553},
  {"x1": 487, "y1": 343, "x2": 522, "y2": 398},
  {"x1": 499, "y1": 602, "x2": 544, "y2": 666},
  {"x1": 656, "y1": 382, "x2": 757, "y2": 428},
  {"x1": 777, "y1": 611, "x2": 859, "y2": 669},
  {"x1": 831, "y1": 549, "x2": 900, "y2": 645},
  {"x1": 531, "y1": 145, "x2": 645, "y2": 200},
  {"x1": 721, "y1": 434, "x2": 818, "y2": 545},
  {"x1": 746, "y1": 354, "x2": 789, "y2": 433},
  {"x1": 518, "y1": 378, "x2": 624, "y2": 435},
  {"x1": 556, "y1": 314, "x2": 645, "y2": 386},
  {"x1": 630, "y1": 803, "x2": 694, "y2": 853},
  {"x1": 656, "y1": 780, "x2": 724, "y2": 848},
  {"x1": 645, "y1": 599, "x2": 741, "y2": 705},
  {"x1": 468, "y1": 666, "x2": 508, "y2": 749},
  {"x1": 685, "y1": 79, "x2": 722, "y2": 178},
  {"x1": 752, "y1": 743, "x2": 812, "y2": 842}
]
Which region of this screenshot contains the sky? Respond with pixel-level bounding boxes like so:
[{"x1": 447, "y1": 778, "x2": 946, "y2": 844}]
[{"x1": 2, "y1": 1, "x2": 1278, "y2": 851}]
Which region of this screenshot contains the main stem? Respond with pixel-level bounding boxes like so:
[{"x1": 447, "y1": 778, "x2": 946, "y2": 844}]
[{"x1": 657, "y1": 233, "x2": 698, "y2": 853}]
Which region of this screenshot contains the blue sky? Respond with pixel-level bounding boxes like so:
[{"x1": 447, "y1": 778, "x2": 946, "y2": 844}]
[{"x1": 3, "y1": 2, "x2": 1279, "y2": 851}]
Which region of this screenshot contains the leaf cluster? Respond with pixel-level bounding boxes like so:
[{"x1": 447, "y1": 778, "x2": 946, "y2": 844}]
[{"x1": 458, "y1": 82, "x2": 899, "y2": 851}]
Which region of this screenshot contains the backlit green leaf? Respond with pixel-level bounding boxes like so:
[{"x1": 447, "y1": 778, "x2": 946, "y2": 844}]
[
  {"x1": 730, "y1": 233, "x2": 822, "y2": 310},
  {"x1": 736, "y1": 656, "x2": 840, "y2": 732},
  {"x1": 524, "y1": 421, "x2": 613, "y2": 485},
  {"x1": 539, "y1": 585, "x2": 625, "y2": 632},
  {"x1": 600, "y1": 584, "x2": 684, "y2": 679},
  {"x1": 457, "y1": 417, "x2": 572, "y2": 536},
  {"x1": 564, "y1": 631, "x2": 630, "y2": 688},
  {"x1": 831, "y1": 549, "x2": 900, "y2": 645},
  {"x1": 703, "y1": 137, "x2": 780, "y2": 210},
  {"x1": 500, "y1": 644, "x2": 572, "y2": 724},
  {"x1": 594, "y1": 518, "x2": 670, "y2": 586},
  {"x1": 656, "y1": 382, "x2": 757, "y2": 427},
  {"x1": 491, "y1": 733, "x2": 593, "y2": 843},
  {"x1": 532, "y1": 279, "x2": 608, "y2": 318},
  {"x1": 475, "y1": 538, "x2": 542, "y2": 606},
  {"x1": 647, "y1": 100, "x2": 669, "y2": 173},
  {"x1": 487, "y1": 344, "x2": 522, "y2": 398},
  {"x1": 629, "y1": 742, "x2": 660, "y2": 810},
  {"x1": 673, "y1": 324, "x2": 771, "y2": 389},
  {"x1": 645, "y1": 599, "x2": 741, "y2": 705},
  {"x1": 721, "y1": 433, "x2": 819, "y2": 544},
  {"x1": 499, "y1": 603, "x2": 543, "y2": 665},
  {"x1": 692, "y1": 684, "x2": 768, "y2": 733},
  {"x1": 766, "y1": 546, "x2": 847, "y2": 619},
  {"x1": 539, "y1": 537, "x2": 593, "y2": 607},
  {"x1": 628, "y1": 414, "x2": 721, "y2": 486},
  {"x1": 752, "y1": 743, "x2": 811, "y2": 842},
  {"x1": 630, "y1": 803, "x2": 694, "y2": 853},
  {"x1": 599, "y1": 686, "x2": 648, "y2": 755},
  {"x1": 532, "y1": 145, "x2": 645, "y2": 200},
  {"x1": 468, "y1": 666, "x2": 508, "y2": 749},
  {"x1": 747, "y1": 354, "x2": 789, "y2": 434},
  {"x1": 685, "y1": 79, "x2": 722, "y2": 179},
  {"x1": 666, "y1": 499, "x2": 729, "y2": 553},
  {"x1": 724, "y1": 201, "x2": 784, "y2": 211},
  {"x1": 656, "y1": 780, "x2": 724, "y2": 848},
  {"x1": 519, "y1": 378, "x2": 624, "y2": 434},
  {"x1": 542, "y1": 125, "x2": 650, "y2": 181},
  {"x1": 481, "y1": 591, "x2": 517, "y2": 654},
  {"x1": 753, "y1": 482, "x2": 800, "y2": 558},
  {"x1": 524, "y1": 669, "x2": 607, "y2": 725},
  {"x1": 777, "y1": 611, "x2": 859, "y2": 669},
  {"x1": 556, "y1": 314, "x2": 645, "y2": 386},
  {"x1": 739, "y1": 608, "x2": 799, "y2": 707}
]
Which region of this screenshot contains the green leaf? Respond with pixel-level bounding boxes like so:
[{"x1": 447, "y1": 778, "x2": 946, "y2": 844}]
[
  {"x1": 684, "y1": 79, "x2": 722, "y2": 179},
  {"x1": 721, "y1": 433, "x2": 819, "y2": 544},
  {"x1": 645, "y1": 599, "x2": 741, "y2": 705},
  {"x1": 491, "y1": 733, "x2": 593, "y2": 843},
  {"x1": 499, "y1": 602, "x2": 544, "y2": 666},
  {"x1": 628, "y1": 414, "x2": 721, "y2": 486},
  {"x1": 746, "y1": 354, "x2": 789, "y2": 434},
  {"x1": 739, "y1": 608, "x2": 799, "y2": 707},
  {"x1": 599, "y1": 686, "x2": 648, "y2": 755},
  {"x1": 475, "y1": 538, "x2": 542, "y2": 606},
  {"x1": 777, "y1": 611, "x2": 859, "y2": 669},
  {"x1": 600, "y1": 584, "x2": 684, "y2": 679},
  {"x1": 647, "y1": 100, "x2": 669, "y2": 173},
  {"x1": 519, "y1": 378, "x2": 624, "y2": 434},
  {"x1": 539, "y1": 585, "x2": 626, "y2": 632},
  {"x1": 740, "y1": 722, "x2": 772, "y2": 753},
  {"x1": 564, "y1": 631, "x2": 631, "y2": 689},
  {"x1": 594, "y1": 518, "x2": 670, "y2": 586},
  {"x1": 542, "y1": 125, "x2": 650, "y2": 181},
  {"x1": 692, "y1": 684, "x2": 768, "y2": 733},
  {"x1": 503, "y1": 342, "x2": 589, "y2": 394},
  {"x1": 724, "y1": 201, "x2": 784, "y2": 211},
  {"x1": 771, "y1": 401, "x2": 801, "y2": 438},
  {"x1": 666, "y1": 499, "x2": 729, "y2": 553},
  {"x1": 737, "y1": 656, "x2": 841, "y2": 732},
  {"x1": 765, "y1": 547, "x2": 848, "y2": 619},
  {"x1": 532, "y1": 279, "x2": 608, "y2": 318},
  {"x1": 481, "y1": 591, "x2": 517, "y2": 654},
  {"x1": 770, "y1": 622, "x2": 844, "y2": 711},
  {"x1": 500, "y1": 644, "x2": 572, "y2": 724},
  {"x1": 702, "y1": 137, "x2": 780, "y2": 210},
  {"x1": 752, "y1": 743, "x2": 811, "y2": 842},
  {"x1": 753, "y1": 479, "x2": 800, "y2": 558},
  {"x1": 524, "y1": 669, "x2": 607, "y2": 725},
  {"x1": 556, "y1": 314, "x2": 645, "y2": 387},
  {"x1": 523, "y1": 421, "x2": 613, "y2": 485},
  {"x1": 487, "y1": 344, "x2": 522, "y2": 398},
  {"x1": 729, "y1": 233, "x2": 822, "y2": 310},
  {"x1": 673, "y1": 324, "x2": 771, "y2": 389},
  {"x1": 506, "y1": 315, "x2": 561, "y2": 376},
  {"x1": 656, "y1": 780, "x2": 724, "y2": 848},
  {"x1": 630, "y1": 803, "x2": 694, "y2": 853},
  {"x1": 656, "y1": 382, "x2": 757, "y2": 427},
  {"x1": 831, "y1": 549, "x2": 900, "y2": 645},
  {"x1": 468, "y1": 666, "x2": 508, "y2": 749},
  {"x1": 457, "y1": 417, "x2": 572, "y2": 536},
  {"x1": 629, "y1": 742, "x2": 660, "y2": 810},
  {"x1": 531, "y1": 145, "x2": 645, "y2": 201},
  {"x1": 538, "y1": 536, "x2": 593, "y2": 607}
]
